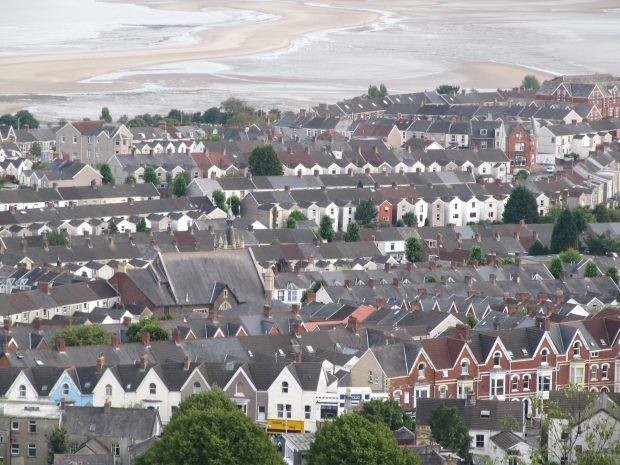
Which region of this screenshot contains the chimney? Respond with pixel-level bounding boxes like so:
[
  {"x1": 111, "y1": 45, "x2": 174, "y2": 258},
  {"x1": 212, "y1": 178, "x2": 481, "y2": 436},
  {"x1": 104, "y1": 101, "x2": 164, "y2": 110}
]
[
  {"x1": 474, "y1": 233, "x2": 481, "y2": 242},
  {"x1": 451, "y1": 260, "x2": 458, "y2": 270},
  {"x1": 513, "y1": 231, "x2": 520, "y2": 241},
  {"x1": 455, "y1": 323, "x2": 470, "y2": 341},
  {"x1": 384, "y1": 262, "x2": 391, "y2": 272},
  {"x1": 429, "y1": 260, "x2": 436, "y2": 270},
  {"x1": 554, "y1": 288, "x2": 564, "y2": 305},
  {"x1": 410, "y1": 301, "x2": 421, "y2": 312},
  {"x1": 518, "y1": 292, "x2": 530, "y2": 302},
  {"x1": 347, "y1": 316, "x2": 359, "y2": 334},
  {"x1": 418, "y1": 287, "x2": 426, "y2": 296},
  {"x1": 183, "y1": 355, "x2": 191, "y2": 371},
  {"x1": 96, "y1": 352, "x2": 105, "y2": 373},
  {"x1": 393, "y1": 277, "x2": 400, "y2": 288},
  {"x1": 368, "y1": 278, "x2": 376, "y2": 289},
  {"x1": 464, "y1": 275, "x2": 472, "y2": 285},
  {"x1": 140, "y1": 353, "x2": 148, "y2": 370},
  {"x1": 406, "y1": 262, "x2": 413, "y2": 271},
  {"x1": 538, "y1": 292, "x2": 548, "y2": 302},
  {"x1": 263, "y1": 304, "x2": 272, "y2": 318},
  {"x1": 466, "y1": 392, "x2": 476, "y2": 406},
  {"x1": 493, "y1": 316, "x2": 501, "y2": 330},
  {"x1": 512, "y1": 272, "x2": 521, "y2": 283},
  {"x1": 37, "y1": 281, "x2": 52, "y2": 295},
  {"x1": 494, "y1": 231, "x2": 501, "y2": 241},
  {"x1": 307, "y1": 292, "x2": 316, "y2": 303},
  {"x1": 209, "y1": 308, "x2": 219, "y2": 323},
  {"x1": 344, "y1": 279, "x2": 352, "y2": 289},
  {"x1": 296, "y1": 351, "x2": 303, "y2": 363},
  {"x1": 376, "y1": 298, "x2": 386, "y2": 308},
  {"x1": 141, "y1": 330, "x2": 151, "y2": 348},
  {"x1": 519, "y1": 217, "x2": 525, "y2": 226},
  {"x1": 32, "y1": 318, "x2": 42, "y2": 333},
  {"x1": 56, "y1": 336, "x2": 66, "y2": 353},
  {"x1": 467, "y1": 289, "x2": 477, "y2": 297},
  {"x1": 292, "y1": 304, "x2": 301, "y2": 315},
  {"x1": 172, "y1": 328, "x2": 181, "y2": 345},
  {"x1": 533, "y1": 230, "x2": 539, "y2": 241},
  {"x1": 292, "y1": 319, "x2": 302, "y2": 336},
  {"x1": 123, "y1": 316, "x2": 132, "y2": 326},
  {"x1": 471, "y1": 259, "x2": 479, "y2": 268}
]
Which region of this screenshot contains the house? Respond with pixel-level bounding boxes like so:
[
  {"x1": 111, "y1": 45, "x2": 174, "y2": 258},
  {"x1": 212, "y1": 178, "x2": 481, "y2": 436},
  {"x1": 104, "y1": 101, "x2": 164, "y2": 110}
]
[
  {"x1": 505, "y1": 122, "x2": 537, "y2": 171},
  {"x1": 282, "y1": 432, "x2": 314, "y2": 465},
  {"x1": 56, "y1": 121, "x2": 133, "y2": 165},
  {"x1": 14, "y1": 128, "x2": 57, "y2": 160},
  {"x1": 20, "y1": 160, "x2": 103, "y2": 188}
]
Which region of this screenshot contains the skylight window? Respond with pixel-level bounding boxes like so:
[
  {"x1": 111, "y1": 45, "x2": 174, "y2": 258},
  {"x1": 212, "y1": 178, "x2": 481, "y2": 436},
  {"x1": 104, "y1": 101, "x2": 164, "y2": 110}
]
[{"x1": 480, "y1": 410, "x2": 490, "y2": 417}]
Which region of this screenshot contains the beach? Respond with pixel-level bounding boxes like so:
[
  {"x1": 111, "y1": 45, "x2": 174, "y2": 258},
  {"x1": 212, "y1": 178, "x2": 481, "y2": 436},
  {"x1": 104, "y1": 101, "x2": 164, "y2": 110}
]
[{"x1": 0, "y1": 0, "x2": 618, "y2": 120}]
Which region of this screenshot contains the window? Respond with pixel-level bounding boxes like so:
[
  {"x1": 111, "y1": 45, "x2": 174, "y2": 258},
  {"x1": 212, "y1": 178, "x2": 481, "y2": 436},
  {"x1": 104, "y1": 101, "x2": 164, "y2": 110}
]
[
  {"x1": 493, "y1": 352, "x2": 501, "y2": 367},
  {"x1": 285, "y1": 404, "x2": 292, "y2": 418},
  {"x1": 511, "y1": 376, "x2": 519, "y2": 391},
  {"x1": 193, "y1": 382, "x2": 201, "y2": 394},
  {"x1": 105, "y1": 384, "x2": 112, "y2": 396},
  {"x1": 281, "y1": 381, "x2": 289, "y2": 393},
  {"x1": 28, "y1": 420, "x2": 36, "y2": 433},
  {"x1": 305, "y1": 405, "x2": 311, "y2": 419},
  {"x1": 541, "y1": 349, "x2": 549, "y2": 364},
  {"x1": 590, "y1": 365, "x2": 598, "y2": 380},
  {"x1": 149, "y1": 383, "x2": 156, "y2": 395},
  {"x1": 287, "y1": 290, "x2": 298, "y2": 302},
  {"x1": 368, "y1": 371, "x2": 373, "y2": 382},
  {"x1": 475, "y1": 434, "x2": 485, "y2": 448},
  {"x1": 62, "y1": 383, "x2": 70, "y2": 396},
  {"x1": 418, "y1": 363, "x2": 425, "y2": 378},
  {"x1": 72, "y1": 136, "x2": 77, "y2": 143},
  {"x1": 61, "y1": 135, "x2": 66, "y2": 143},
  {"x1": 461, "y1": 360, "x2": 469, "y2": 375},
  {"x1": 11, "y1": 444, "x2": 19, "y2": 456},
  {"x1": 491, "y1": 378, "x2": 504, "y2": 397},
  {"x1": 439, "y1": 386, "x2": 447, "y2": 398},
  {"x1": 572, "y1": 366, "x2": 585, "y2": 385},
  {"x1": 538, "y1": 375, "x2": 551, "y2": 392},
  {"x1": 112, "y1": 444, "x2": 120, "y2": 457},
  {"x1": 19, "y1": 384, "x2": 26, "y2": 398},
  {"x1": 28, "y1": 444, "x2": 36, "y2": 457},
  {"x1": 11, "y1": 421, "x2": 19, "y2": 431},
  {"x1": 573, "y1": 341, "x2": 581, "y2": 356},
  {"x1": 602, "y1": 364, "x2": 609, "y2": 379}
]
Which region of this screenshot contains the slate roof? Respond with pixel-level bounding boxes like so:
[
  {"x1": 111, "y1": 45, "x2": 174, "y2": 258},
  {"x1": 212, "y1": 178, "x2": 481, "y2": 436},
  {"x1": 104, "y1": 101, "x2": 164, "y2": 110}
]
[
  {"x1": 63, "y1": 406, "x2": 158, "y2": 439},
  {"x1": 416, "y1": 398, "x2": 523, "y2": 431}
]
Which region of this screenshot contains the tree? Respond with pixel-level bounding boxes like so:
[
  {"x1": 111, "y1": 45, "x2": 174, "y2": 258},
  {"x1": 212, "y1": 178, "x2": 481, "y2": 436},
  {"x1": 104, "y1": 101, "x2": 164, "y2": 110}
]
[
  {"x1": 354, "y1": 199, "x2": 378, "y2": 225},
  {"x1": 550, "y1": 209, "x2": 579, "y2": 253},
  {"x1": 501, "y1": 257, "x2": 515, "y2": 265},
  {"x1": 52, "y1": 326, "x2": 110, "y2": 347},
  {"x1": 559, "y1": 248, "x2": 582, "y2": 264},
  {"x1": 308, "y1": 413, "x2": 418, "y2": 465},
  {"x1": 126, "y1": 318, "x2": 170, "y2": 343},
  {"x1": 528, "y1": 239, "x2": 549, "y2": 256},
  {"x1": 108, "y1": 220, "x2": 119, "y2": 234},
  {"x1": 47, "y1": 228, "x2": 67, "y2": 246},
  {"x1": 301, "y1": 279, "x2": 327, "y2": 306},
  {"x1": 248, "y1": 144, "x2": 283, "y2": 176},
  {"x1": 573, "y1": 207, "x2": 593, "y2": 233},
  {"x1": 428, "y1": 404, "x2": 471, "y2": 463},
  {"x1": 0, "y1": 110, "x2": 40, "y2": 129},
  {"x1": 584, "y1": 261, "x2": 600, "y2": 277},
  {"x1": 435, "y1": 84, "x2": 460, "y2": 95},
  {"x1": 593, "y1": 204, "x2": 611, "y2": 223},
  {"x1": 99, "y1": 163, "x2": 115, "y2": 185},
  {"x1": 143, "y1": 166, "x2": 158, "y2": 185},
  {"x1": 46, "y1": 425, "x2": 69, "y2": 464},
  {"x1": 203, "y1": 107, "x2": 224, "y2": 124},
  {"x1": 172, "y1": 173, "x2": 188, "y2": 197},
  {"x1": 467, "y1": 246, "x2": 486, "y2": 265},
  {"x1": 502, "y1": 185, "x2": 538, "y2": 224},
  {"x1": 521, "y1": 74, "x2": 541, "y2": 91},
  {"x1": 230, "y1": 195, "x2": 241, "y2": 216},
  {"x1": 343, "y1": 222, "x2": 361, "y2": 242},
  {"x1": 100, "y1": 107, "x2": 112, "y2": 123},
  {"x1": 135, "y1": 389, "x2": 283, "y2": 465},
  {"x1": 212, "y1": 190, "x2": 227, "y2": 212},
  {"x1": 367, "y1": 84, "x2": 388, "y2": 99},
  {"x1": 318, "y1": 216, "x2": 336, "y2": 242},
  {"x1": 405, "y1": 237, "x2": 425, "y2": 262},
  {"x1": 136, "y1": 217, "x2": 147, "y2": 233},
  {"x1": 359, "y1": 400, "x2": 414, "y2": 431},
  {"x1": 402, "y1": 212, "x2": 416, "y2": 227},
  {"x1": 585, "y1": 233, "x2": 620, "y2": 256},
  {"x1": 549, "y1": 256, "x2": 564, "y2": 279},
  {"x1": 30, "y1": 142, "x2": 42, "y2": 159},
  {"x1": 467, "y1": 314, "x2": 478, "y2": 328},
  {"x1": 605, "y1": 266, "x2": 619, "y2": 284},
  {"x1": 125, "y1": 174, "x2": 137, "y2": 184},
  {"x1": 289, "y1": 210, "x2": 307, "y2": 221},
  {"x1": 286, "y1": 217, "x2": 297, "y2": 229}
]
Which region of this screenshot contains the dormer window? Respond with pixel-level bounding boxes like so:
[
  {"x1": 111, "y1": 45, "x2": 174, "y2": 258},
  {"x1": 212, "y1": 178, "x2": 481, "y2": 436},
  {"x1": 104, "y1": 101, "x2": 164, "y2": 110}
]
[
  {"x1": 461, "y1": 360, "x2": 469, "y2": 375},
  {"x1": 19, "y1": 385, "x2": 26, "y2": 398},
  {"x1": 573, "y1": 341, "x2": 581, "y2": 357},
  {"x1": 418, "y1": 363, "x2": 425, "y2": 378},
  {"x1": 480, "y1": 129, "x2": 487, "y2": 136},
  {"x1": 541, "y1": 349, "x2": 549, "y2": 364},
  {"x1": 493, "y1": 352, "x2": 501, "y2": 367}
]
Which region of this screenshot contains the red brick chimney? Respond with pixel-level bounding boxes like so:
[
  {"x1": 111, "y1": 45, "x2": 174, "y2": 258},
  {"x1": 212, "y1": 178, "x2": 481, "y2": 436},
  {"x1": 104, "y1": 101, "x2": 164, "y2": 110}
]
[
  {"x1": 56, "y1": 337, "x2": 66, "y2": 353},
  {"x1": 410, "y1": 301, "x2": 421, "y2": 311},
  {"x1": 111, "y1": 333, "x2": 120, "y2": 350},
  {"x1": 384, "y1": 263, "x2": 391, "y2": 272},
  {"x1": 209, "y1": 309, "x2": 219, "y2": 323},
  {"x1": 291, "y1": 304, "x2": 300, "y2": 315},
  {"x1": 406, "y1": 262, "x2": 413, "y2": 271},
  {"x1": 417, "y1": 288, "x2": 426, "y2": 296},
  {"x1": 123, "y1": 316, "x2": 132, "y2": 326},
  {"x1": 455, "y1": 323, "x2": 470, "y2": 341},
  {"x1": 96, "y1": 352, "x2": 105, "y2": 373},
  {"x1": 368, "y1": 278, "x2": 376, "y2": 289},
  {"x1": 429, "y1": 261, "x2": 436, "y2": 270},
  {"x1": 37, "y1": 281, "x2": 52, "y2": 295},
  {"x1": 296, "y1": 352, "x2": 303, "y2": 363},
  {"x1": 554, "y1": 288, "x2": 564, "y2": 305},
  {"x1": 537, "y1": 292, "x2": 548, "y2": 302},
  {"x1": 141, "y1": 330, "x2": 151, "y2": 348},
  {"x1": 292, "y1": 320, "x2": 302, "y2": 336},
  {"x1": 307, "y1": 292, "x2": 316, "y2": 303},
  {"x1": 172, "y1": 328, "x2": 181, "y2": 345},
  {"x1": 183, "y1": 355, "x2": 191, "y2": 371},
  {"x1": 347, "y1": 316, "x2": 359, "y2": 334},
  {"x1": 376, "y1": 298, "x2": 386, "y2": 308},
  {"x1": 263, "y1": 304, "x2": 272, "y2": 318},
  {"x1": 32, "y1": 318, "x2": 42, "y2": 333},
  {"x1": 344, "y1": 279, "x2": 352, "y2": 289},
  {"x1": 3, "y1": 319, "x2": 12, "y2": 332},
  {"x1": 140, "y1": 353, "x2": 148, "y2": 370}
]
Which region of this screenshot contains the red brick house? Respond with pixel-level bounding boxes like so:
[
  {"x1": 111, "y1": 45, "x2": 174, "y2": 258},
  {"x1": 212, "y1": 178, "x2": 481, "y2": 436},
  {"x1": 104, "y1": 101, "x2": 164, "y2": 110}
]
[{"x1": 505, "y1": 122, "x2": 537, "y2": 170}]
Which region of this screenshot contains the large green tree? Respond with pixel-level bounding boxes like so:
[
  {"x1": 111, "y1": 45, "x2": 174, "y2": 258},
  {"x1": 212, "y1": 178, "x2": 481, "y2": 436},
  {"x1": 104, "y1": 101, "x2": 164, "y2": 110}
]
[
  {"x1": 308, "y1": 413, "x2": 418, "y2": 465},
  {"x1": 136, "y1": 217, "x2": 148, "y2": 233},
  {"x1": 99, "y1": 163, "x2": 115, "y2": 185},
  {"x1": 343, "y1": 222, "x2": 361, "y2": 242},
  {"x1": 550, "y1": 209, "x2": 579, "y2": 253},
  {"x1": 318, "y1": 216, "x2": 336, "y2": 242},
  {"x1": 125, "y1": 174, "x2": 137, "y2": 184},
  {"x1": 605, "y1": 266, "x2": 619, "y2": 284},
  {"x1": 584, "y1": 261, "x2": 600, "y2": 277},
  {"x1": 46, "y1": 425, "x2": 69, "y2": 464},
  {"x1": 143, "y1": 166, "x2": 159, "y2": 185},
  {"x1": 521, "y1": 74, "x2": 541, "y2": 91},
  {"x1": 359, "y1": 399, "x2": 414, "y2": 431},
  {"x1": 528, "y1": 240, "x2": 549, "y2": 256},
  {"x1": 354, "y1": 199, "x2": 378, "y2": 225},
  {"x1": 289, "y1": 210, "x2": 307, "y2": 221},
  {"x1": 248, "y1": 144, "x2": 283, "y2": 176},
  {"x1": 126, "y1": 319, "x2": 170, "y2": 343},
  {"x1": 428, "y1": 404, "x2": 471, "y2": 463},
  {"x1": 52, "y1": 326, "x2": 111, "y2": 347},
  {"x1": 30, "y1": 142, "x2": 42, "y2": 159},
  {"x1": 172, "y1": 173, "x2": 188, "y2": 197},
  {"x1": 100, "y1": 107, "x2": 113, "y2": 123},
  {"x1": 401, "y1": 212, "x2": 416, "y2": 227},
  {"x1": 212, "y1": 190, "x2": 228, "y2": 212},
  {"x1": 502, "y1": 185, "x2": 538, "y2": 224},
  {"x1": 549, "y1": 256, "x2": 564, "y2": 279},
  {"x1": 135, "y1": 389, "x2": 283, "y2": 465},
  {"x1": 435, "y1": 84, "x2": 460, "y2": 95},
  {"x1": 405, "y1": 237, "x2": 425, "y2": 262},
  {"x1": 230, "y1": 195, "x2": 241, "y2": 216},
  {"x1": 467, "y1": 246, "x2": 486, "y2": 265}
]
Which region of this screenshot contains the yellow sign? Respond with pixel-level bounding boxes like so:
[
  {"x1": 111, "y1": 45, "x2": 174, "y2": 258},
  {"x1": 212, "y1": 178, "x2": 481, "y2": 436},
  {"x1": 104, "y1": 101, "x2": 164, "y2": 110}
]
[{"x1": 267, "y1": 419, "x2": 304, "y2": 432}]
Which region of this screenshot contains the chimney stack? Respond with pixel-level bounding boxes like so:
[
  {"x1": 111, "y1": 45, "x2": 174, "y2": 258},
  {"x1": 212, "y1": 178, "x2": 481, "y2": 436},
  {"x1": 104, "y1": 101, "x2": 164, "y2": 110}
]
[
  {"x1": 263, "y1": 304, "x2": 272, "y2": 318},
  {"x1": 368, "y1": 278, "x2": 376, "y2": 289},
  {"x1": 141, "y1": 330, "x2": 151, "y2": 348},
  {"x1": 96, "y1": 352, "x2": 105, "y2": 373},
  {"x1": 296, "y1": 351, "x2": 303, "y2": 363},
  {"x1": 344, "y1": 279, "x2": 352, "y2": 289},
  {"x1": 455, "y1": 323, "x2": 471, "y2": 341},
  {"x1": 291, "y1": 303, "x2": 300, "y2": 315},
  {"x1": 347, "y1": 316, "x2": 359, "y2": 334},
  {"x1": 554, "y1": 288, "x2": 564, "y2": 305},
  {"x1": 209, "y1": 309, "x2": 219, "y2": 323},
  {"x1": 393, "y1": 277, "x2": 400, "y2": 288},
  {"x1": 140, "y1": 353, "x2": 148, "y2": 370},
  {"x1": 183, "y1": 355, "x2": 191, "y2": 371},
  {"x1": 111, "y1": 333, "x2": 120, "y2": 350},
  {"x1": 123, "y1": 316, "x2": 132, "y2": 326},
  {"x1": 32, "y1": 318, "x2": 42, "y2": 333},
  {"x1": 56, "y1": 336, "x2": 66, "y2": 353},
  {"x1": 307, "y1": 292, "x2": 316, "y2": 303},
  {"x1": 172, "y1": 328, "x2": 181, "y2": 345}
]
